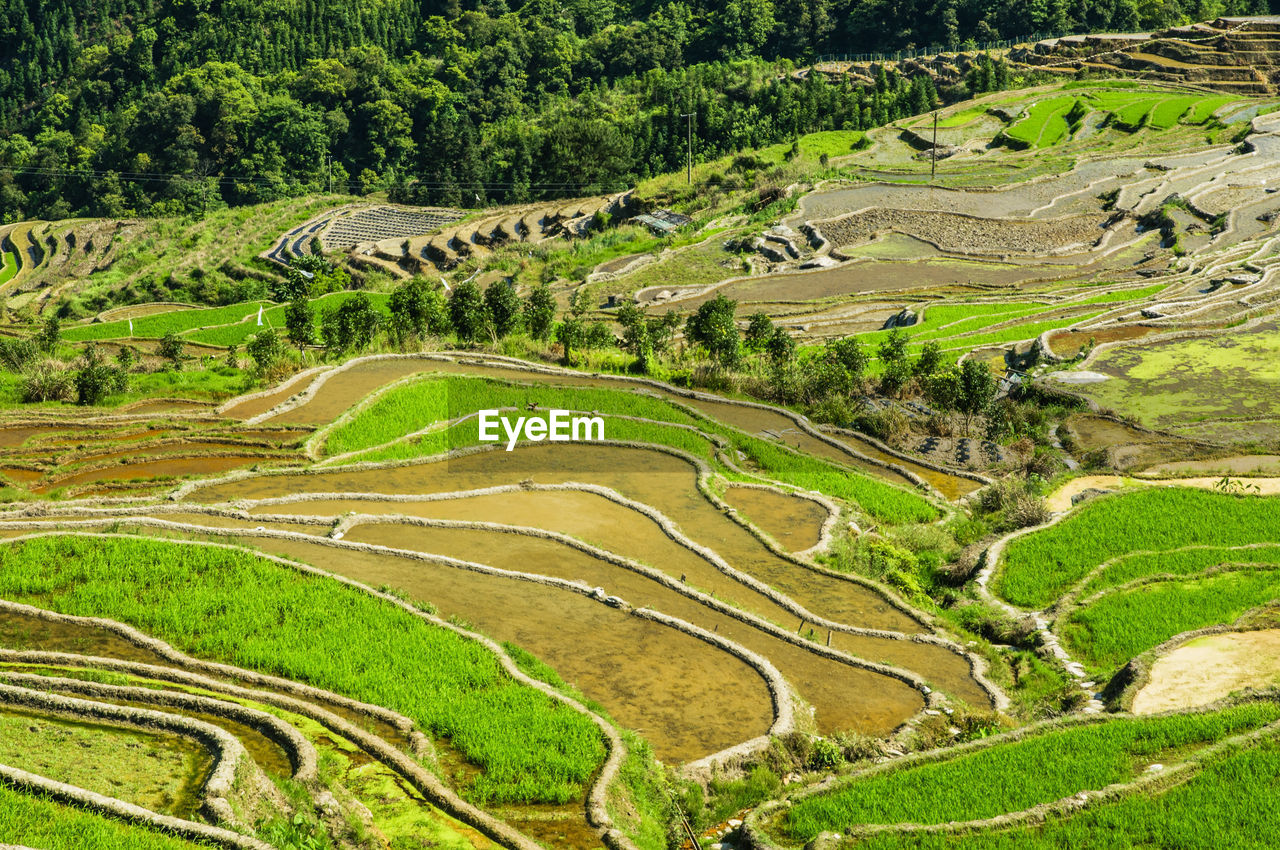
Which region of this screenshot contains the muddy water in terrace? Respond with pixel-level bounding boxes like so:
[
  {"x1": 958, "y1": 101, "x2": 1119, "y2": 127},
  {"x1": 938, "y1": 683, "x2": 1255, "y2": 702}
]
[
  {"x1": 821, "y1": 431, "x2": 984, "y2": 500},
  {"x1": 0, "y1": 610, "x2": 173, "y2": 666},
  {"x1": 721, "y1": 487, "x2": 828, "y2": 552},
  {"x1": 125, "y1": 400, "x2": 213, "y2": 414},
  {"x1": 0, "y1": 467, "x2": 43, "y2": 485},
  {"x1": 194, "y1": 444, "x2": 921, "y2": 631},
  {"x1": 162, "y1": 498, "x2": 987, "y2": 706},
  {"x1": 43, "y1": 428, "x2": 168, "y2": 447},
  {"x1": 234, "y1": 534, "x2": 776, "y2": 763},
  {"x1": 344, "y1": 521, "x2": 925, "y2": 735},
  {"x1": 221, "y1": 370, "x2": 325, "y2": 420},
  {"x1": 246, "y1": 490, "x2": 798, "y2": 625},
  {"x1": 0, "y1": 425, "x2": 75, "y2": 448},
  {"x1": 266, "y1": 359, "x2": 439, "y2": 425},
  {"x1": 192, "y1": 446, "x2": 991, "y2": 706},
  {"x1": 66, "y1": 441, "x2": 290, "y2": 466},
  {"x1": 34, "y1": 455, "x2": 285, "y2": 494}
]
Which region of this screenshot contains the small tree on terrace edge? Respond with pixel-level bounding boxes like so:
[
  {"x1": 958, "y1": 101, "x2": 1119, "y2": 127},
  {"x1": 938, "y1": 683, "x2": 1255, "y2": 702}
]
[
  {"x1": 524, "y1": 284, "x2": 556, "y2": 341},
  {"x1": 449, "y1": 280, "x2": 488, "y2": 343},
  {"x1": 388, "y1": 278, "x2": 451, "y2": 348},
  {"x1": 34, "y1": 316, "x2": 60, "y2": 353},
  {"x1": 618, "y1": 302, "x2": 681, "y2": 373},
  {"x1": 320, "y1": 293, "x2": 382, "y2": 356},
  {"x1": 556, "y1": 315, "x2": 584, "y2": 365},
  {"x1": 925, "y1": 359, "x2": 997, "y2": 436},
  {"x1": 878, "y1": 328, "x2": 912, "y2": 396},
  {"x1": 744, "y1": 312, "x2": 775, "y2": 352},
  {"x1": 484, "y1": 278, "x2": 522, "y2": 340},
  {"x1": 284, "y1": 297, "x2": 315, "y2": 352},
  {"x1": 158, "y1": 332, "x2": 185, "y2": 370},
  {"x1": 685, "y1": 293, "x2": 741, "y2": 370},
  {"x1": 74, "y1": 343, "x2": 129, "y2": 405},
  {"x1": 246, "y1": 329, "x2": 282, "y2": 374}
]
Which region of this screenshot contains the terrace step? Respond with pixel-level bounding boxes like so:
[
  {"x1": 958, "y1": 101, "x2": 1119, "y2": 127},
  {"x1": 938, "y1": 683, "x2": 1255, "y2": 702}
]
[{"x1": 347, "y1": 251, "x2": 411, "y2": 280}]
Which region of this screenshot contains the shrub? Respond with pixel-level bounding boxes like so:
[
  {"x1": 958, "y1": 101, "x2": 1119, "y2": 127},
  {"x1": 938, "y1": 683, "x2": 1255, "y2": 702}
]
[
  {"x1": 0, "y1": 337, "x2": 38, "y2": 372},
  {"x1": 157, "y1": 332, "x2": 184, "y2": 369},
  {"x1": 246, "y1": 329, "x2": 283, "y2": 373},
  {"x1": 1008, "y1": 491, "x2": 1050, "y2": 529},
  {"x1": 74, "y1": 344, "x2": 128, "y2": 405},
  {"x1": 808, "y1": 737, "x2": 845, "y2": 771}
]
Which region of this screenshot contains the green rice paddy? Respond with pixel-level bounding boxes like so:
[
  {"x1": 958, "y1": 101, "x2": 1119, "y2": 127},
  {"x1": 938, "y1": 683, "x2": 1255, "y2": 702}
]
[
  {"x1": 0, "y1": 534, "x2": 607, "y2": 805},
  {"x1": 997, "y1": 489, "x2": 1280, "y2": 610},
  {"x1": 783, "y1": 700, "x2": 1280, "y2": 841}
]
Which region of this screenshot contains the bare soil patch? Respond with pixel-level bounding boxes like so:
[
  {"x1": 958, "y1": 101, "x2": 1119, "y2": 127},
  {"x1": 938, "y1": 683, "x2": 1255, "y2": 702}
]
[
  {"x1": 819, "y1": 210, "x2": 1111, "y2": 256},
  {"x1": 1133, "y1": 630, "x2": 1280, "y2": 714},
  {"x1": 1146, "y1": 455, "x2": 1280, "y2": 476}
]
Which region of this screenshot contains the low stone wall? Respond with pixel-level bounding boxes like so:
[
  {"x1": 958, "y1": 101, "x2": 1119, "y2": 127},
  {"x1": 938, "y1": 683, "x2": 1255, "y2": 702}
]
[
  {"x1": 0, "y1": 681, "x2": 276, "y2": 848},
  {"x1": 0, "y1": 761, "x2": 273, "y2": 850},
  {"x1": 0, "y1": 670, "x2": 317, "y2": 784}
]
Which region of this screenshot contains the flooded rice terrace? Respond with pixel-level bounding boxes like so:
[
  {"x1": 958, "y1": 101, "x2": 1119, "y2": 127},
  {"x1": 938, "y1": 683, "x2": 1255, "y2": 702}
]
[{"x1": 0, "y1": 353, "x2": 995, "y2": 773}]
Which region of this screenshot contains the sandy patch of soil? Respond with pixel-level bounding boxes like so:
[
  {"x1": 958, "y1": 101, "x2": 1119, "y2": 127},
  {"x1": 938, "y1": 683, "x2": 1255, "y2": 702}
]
[
  {"x1": 819, "y1": 210, "x2": 1111, "y2": 256},
  {"x1": 1133, "y1": 630, "x2": 1280, "y2": 714},
  {"x1": 1046, "y1": 474, "x2": 1280, "y2": 512}
]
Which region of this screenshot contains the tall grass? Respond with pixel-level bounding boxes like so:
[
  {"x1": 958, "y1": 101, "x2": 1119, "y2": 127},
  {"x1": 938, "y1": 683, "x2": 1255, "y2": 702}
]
[
  {"x1": 0, "y1": 535, "x2": 606, "y2": 805},
  {"x1": 0, "y1": 785, "x2": 206, "y2": 850},
  {"x1": 997, "y1": 489, "x2": 1280, "y2": 609},
  {"x1": 783, "y1": 701, "x2": 1280, "y2": 841},
  {"x1": 330, "y1": 375, "x2": 939, "y2": 524},
  {"x1": 1063, "y1": 569, "x2": 1280, "y2": 673}
]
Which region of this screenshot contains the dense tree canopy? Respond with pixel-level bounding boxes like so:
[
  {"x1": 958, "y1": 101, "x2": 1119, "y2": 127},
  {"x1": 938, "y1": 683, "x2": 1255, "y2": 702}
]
[{"x1": 0, "y1": 0, "x2": 1271, "y2": 221}]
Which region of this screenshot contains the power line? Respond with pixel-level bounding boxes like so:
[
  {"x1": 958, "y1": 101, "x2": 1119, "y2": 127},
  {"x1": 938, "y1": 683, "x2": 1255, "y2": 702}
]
[{"x1": 0, "y1": 163, "x2": 629, "y2": 193}]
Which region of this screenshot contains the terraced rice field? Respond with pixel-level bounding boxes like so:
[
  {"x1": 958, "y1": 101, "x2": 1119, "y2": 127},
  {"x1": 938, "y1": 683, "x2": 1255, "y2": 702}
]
[
  {"x1": 6, "y1": 76, "x2": 1280, "y2": 850},
  {"x1": 0, "y1": 350, "x2": 1001, "y2": 849}
]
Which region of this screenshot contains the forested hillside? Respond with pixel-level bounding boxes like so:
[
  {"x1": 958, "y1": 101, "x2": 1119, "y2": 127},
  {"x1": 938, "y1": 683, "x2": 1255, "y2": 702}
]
[{"x1": 0, "y1": 0, "x2": 1272, "y2": 221}]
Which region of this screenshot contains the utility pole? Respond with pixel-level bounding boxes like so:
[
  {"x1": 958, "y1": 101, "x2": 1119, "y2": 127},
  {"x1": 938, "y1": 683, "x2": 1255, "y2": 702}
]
[
  {"x1": 326, "y1": 154, "x2": 333, "y2": 195},
  {"x1": 931, "y1": 110, "x2": 939, "y2": 181},
  {"x1": 680, "y1": 111, "x2": 695, "y2": 184}
]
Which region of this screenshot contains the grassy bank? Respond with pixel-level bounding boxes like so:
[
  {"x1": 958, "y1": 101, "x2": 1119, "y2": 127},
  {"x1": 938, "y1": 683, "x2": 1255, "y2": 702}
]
[
  {"x1": 0, "y1": 784, "x2": 210, "y2": 850},
  {"x1": 1079, "y1": 544, "x2": 1280, "y2": 598}
]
